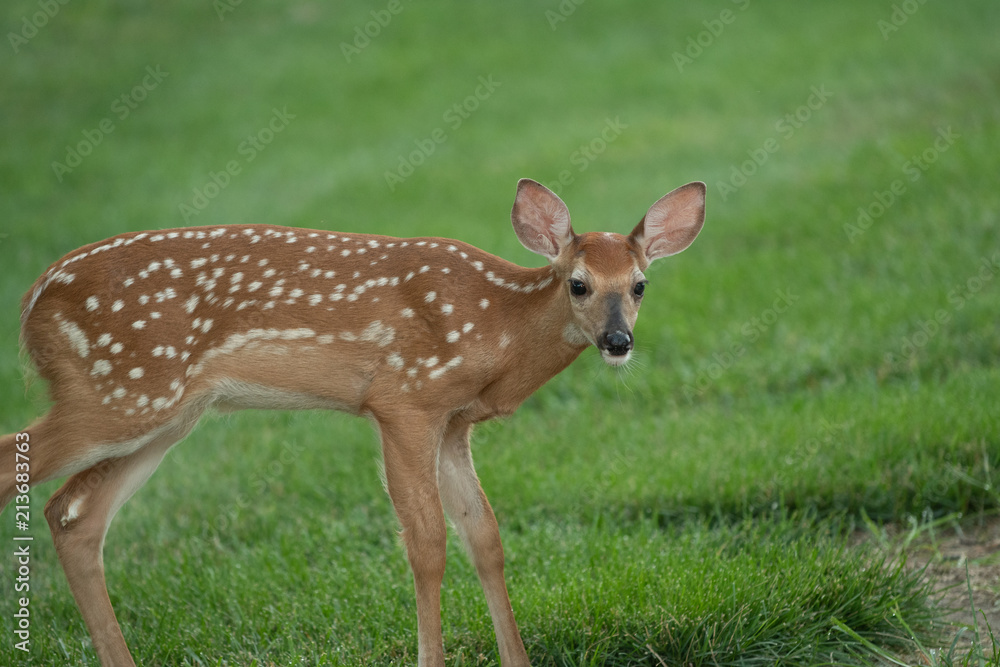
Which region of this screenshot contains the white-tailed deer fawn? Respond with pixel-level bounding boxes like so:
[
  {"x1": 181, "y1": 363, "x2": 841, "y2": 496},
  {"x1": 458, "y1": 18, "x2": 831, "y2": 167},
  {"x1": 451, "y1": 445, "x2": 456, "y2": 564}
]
[{"x1": 1, "y1": 179, "x2": 705, "y2": 666}]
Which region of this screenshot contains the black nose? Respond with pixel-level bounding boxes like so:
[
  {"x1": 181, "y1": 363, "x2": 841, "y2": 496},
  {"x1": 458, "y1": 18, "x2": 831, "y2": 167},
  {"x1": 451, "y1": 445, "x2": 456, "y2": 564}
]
[{"x1": 601, "y1": 330, "x2": 634, "y2": 356}]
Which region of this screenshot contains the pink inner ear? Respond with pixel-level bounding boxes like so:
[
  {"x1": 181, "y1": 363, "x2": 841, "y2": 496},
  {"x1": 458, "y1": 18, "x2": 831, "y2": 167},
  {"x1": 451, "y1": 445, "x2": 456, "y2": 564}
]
[
  {"x1": 640, "y1": 182, "x2": 706, "y2": 260},
  {"x1": 512, "y1": 180, "x2": 573, "y2": 259}
]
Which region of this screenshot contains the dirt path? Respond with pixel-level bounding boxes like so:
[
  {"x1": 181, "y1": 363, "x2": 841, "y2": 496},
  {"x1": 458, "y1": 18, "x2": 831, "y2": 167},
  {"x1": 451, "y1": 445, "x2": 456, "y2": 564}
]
[{"x1": 894, "y1": 516, "x2": 1000, "y2": 654}]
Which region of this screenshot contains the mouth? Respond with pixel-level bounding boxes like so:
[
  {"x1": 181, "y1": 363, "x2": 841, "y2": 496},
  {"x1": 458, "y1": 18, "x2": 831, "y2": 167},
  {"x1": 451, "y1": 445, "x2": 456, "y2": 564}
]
[{"x1": 600, "y1": 348, "x2": 632, "y2": 367}]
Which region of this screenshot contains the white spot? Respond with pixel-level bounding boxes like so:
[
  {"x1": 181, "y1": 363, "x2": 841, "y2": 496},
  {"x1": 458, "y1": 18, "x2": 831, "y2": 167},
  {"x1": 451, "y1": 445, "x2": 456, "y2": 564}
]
[
  {"x1": 401, "y1": 308, "x2": 415, "y2": 318},
  {"x1": 152, "y1": 346, "x2": 164, "y2": 356},
  {"x1": 359, "y1": 321, "x2": 396, "y2": 347},
  {"x1": 472, "y1": 261, "x2": 484, "y2": 271},
  {"x1": 419, "y1": 265, "x2": 430, "y2": 273},
  {"x1": 137, "y1": 395, "x2": 149, "y2": 407},
  {"x1": 308, "y1": 294, "x2": 323, "y2": 306},
  {"x1": 150, "y1": 312, "x2": 161, "y2": 319},
  {"x1": 191, "y1": 258, "x2": 208, "y2": 269},
  {"x1": 112, "y1": 300, "x2": 124, "y2": 312},
  {"x1": 201, "y1": 319, "x2": 213, "y2": 333},
  {"x1": 112, "y1": 386, "x2": 126, "y2": 399},
  {"x1": 263, "y1": 268, "x2": 276, "y2": 278},
  {"x1": 91, "y1": 360, "x2": 112, "y2": 376},
  {"x1": 480, "y1": 299, "x2": 490, "y2": 309},
  {"x1": 152, "y1": 397, "x2": 168, "y2": 410},
  {"x1": 429, "y1": 356, "x2": 463, "y2": 380},
  {"x1": 86, "y1": 296, "x2": 99, "y2": 311},
  {"x1": 60, "y1": 497, "x2": 84, "y2": 527},
  {"x1": 425, "y1": 291, "x2": 436, "y2": 303},
  {"x1": 441, "y1": 267, "x2": 451, "y2": 274},
  {"x1": 184, "y1": 294, "x2": 200, "y2": 313},
  {"x1": 231, "y1": 272, "x2": 243, "y2": 283},
  {"x1": 129, "y1": 367, "x2": 144, "y2": 379},
  {"x1": 138, "y1": 294, "x2": 150, "y2": 305},
  {"x1": 324, "y1": 271, "x2": 336, "y2": 279},
  {"x1": 446, "y1": 331, "x2": 460, "y2": 343},
  {"x1": 441, "y1": 303, "x2": 453, "y2": 315},
  {"x1": 462, "y1": 322, "x2": 474, "y2": 334},
  {"x1": 387, "y1": 353, "x2": 404, "y2": 370},
  {"x1": 132, "y1": 320, "x2": 146, "y2": 329},
  {"x1": 171, "y1": 268, "x2": 183, "y2": 279},
  {"x1": 341, "y1": 249, "x2": 351, "y2": 257},
  {"x1": 57, "y1": 317, "x2": 90, "y2": 358},
  {"x1": 499, "y1": 333, "x2": 511, "y2": 348},
  {"x1": 248, "y1": 281, "x2": 262, "y2": 292},
  {"x1": 96, "y1": 333, "x2": 112, "y2": 347},
  {"x1": 110, "y1": 343, "x2": 124, "y2": 354}
]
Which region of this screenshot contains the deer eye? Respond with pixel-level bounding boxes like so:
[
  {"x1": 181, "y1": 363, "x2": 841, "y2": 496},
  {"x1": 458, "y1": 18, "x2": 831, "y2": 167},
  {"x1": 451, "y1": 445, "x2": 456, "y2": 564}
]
[
  {"x1": 569, "y1": 279, "x2": 587, "y2": 296},
  {"x1": 633, "y1": 281, "x2": 647, "y2": 298}
]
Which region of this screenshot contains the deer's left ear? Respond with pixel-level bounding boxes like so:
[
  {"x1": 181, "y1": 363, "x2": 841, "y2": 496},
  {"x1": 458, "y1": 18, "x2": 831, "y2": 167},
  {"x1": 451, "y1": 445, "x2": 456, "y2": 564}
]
[{"x1": 629, "y1": 181, "x2": 706, "y2": 262}]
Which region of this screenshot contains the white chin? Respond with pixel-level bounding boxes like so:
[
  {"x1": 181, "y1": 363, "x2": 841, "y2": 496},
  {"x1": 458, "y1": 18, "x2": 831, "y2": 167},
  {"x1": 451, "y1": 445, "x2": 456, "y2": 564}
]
[{"x1": 601, "y1": 350, "x2": 631, "y2": 367}]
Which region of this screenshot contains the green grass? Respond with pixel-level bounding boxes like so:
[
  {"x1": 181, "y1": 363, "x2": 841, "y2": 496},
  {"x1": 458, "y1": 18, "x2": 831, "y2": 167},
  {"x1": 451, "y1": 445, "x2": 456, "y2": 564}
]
[{"x1": 2, "y1": 0, "x2": 999, "y2": 664}]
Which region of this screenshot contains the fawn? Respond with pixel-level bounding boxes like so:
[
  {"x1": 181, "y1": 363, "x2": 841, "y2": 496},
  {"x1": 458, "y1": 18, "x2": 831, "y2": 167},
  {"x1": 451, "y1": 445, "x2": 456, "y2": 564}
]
[{"x1": 1, "y1": 178, "x2": 705, "y2": 666}]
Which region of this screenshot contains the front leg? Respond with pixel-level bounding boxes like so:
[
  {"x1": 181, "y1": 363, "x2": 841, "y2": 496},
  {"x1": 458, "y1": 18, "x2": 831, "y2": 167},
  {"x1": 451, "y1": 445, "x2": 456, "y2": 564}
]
[
  {"x1": 377, "y1": 413, "x2": 449, "y2": 667},
  {"x1": 438, "y1": 418, "x2": 530, "y2": 666}
]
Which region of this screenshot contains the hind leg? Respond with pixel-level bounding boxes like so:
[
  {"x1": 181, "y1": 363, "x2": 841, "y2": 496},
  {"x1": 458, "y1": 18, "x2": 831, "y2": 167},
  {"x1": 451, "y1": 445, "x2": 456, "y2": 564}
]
[
  {"x1": 1, "y1": 404, "x2": 179, "y2": 516},
  {"x1": 42, "y1": 417, "x2": 196, "y2": 667}
]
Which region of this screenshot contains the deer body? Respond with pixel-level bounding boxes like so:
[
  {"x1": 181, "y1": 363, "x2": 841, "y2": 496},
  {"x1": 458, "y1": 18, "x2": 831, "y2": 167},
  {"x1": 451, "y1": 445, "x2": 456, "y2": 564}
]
[{"x1": 1, "y1": 179, "x2": 705, "y2": 666}]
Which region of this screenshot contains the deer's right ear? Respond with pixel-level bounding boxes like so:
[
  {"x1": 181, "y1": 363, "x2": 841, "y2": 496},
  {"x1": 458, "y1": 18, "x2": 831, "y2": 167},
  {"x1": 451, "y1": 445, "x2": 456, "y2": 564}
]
[
  {"x1": 630, "y1": 181, "x2": 706, "y2": 262},
  {"x1": 511, "y1": 179, "x2": 575, "y2": 261}
]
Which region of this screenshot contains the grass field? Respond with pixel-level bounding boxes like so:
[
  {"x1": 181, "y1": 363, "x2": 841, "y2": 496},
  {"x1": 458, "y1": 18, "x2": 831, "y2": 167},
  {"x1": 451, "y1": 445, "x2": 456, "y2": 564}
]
[{"x1": 2, "y1": 0, "x2": 999, "y2": 664}]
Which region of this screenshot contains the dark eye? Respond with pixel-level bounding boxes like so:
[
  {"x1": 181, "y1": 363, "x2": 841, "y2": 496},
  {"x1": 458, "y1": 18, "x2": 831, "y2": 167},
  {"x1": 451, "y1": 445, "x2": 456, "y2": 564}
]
[
  {"x1": 569, "y1": 279, "x2": 587, "y2": 296},
  {"x1": 633, "y1": 281, "x2": 647, "y2": 297}
]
